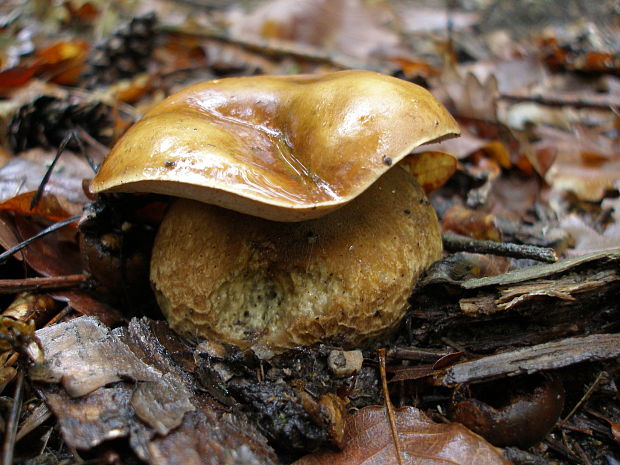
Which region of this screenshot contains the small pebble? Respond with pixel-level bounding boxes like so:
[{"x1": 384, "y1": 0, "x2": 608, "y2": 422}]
[{"x1": 327, "y1": 349, "x2": 364, "y2": 377}]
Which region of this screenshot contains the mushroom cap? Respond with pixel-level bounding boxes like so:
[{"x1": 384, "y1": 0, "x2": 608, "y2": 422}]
[
  {"x1": 150, "y1": 166, "x2": 443, "y2": 351},
  {"x1": 90, "y1": 70, "x2": 459, "y2": 221}
]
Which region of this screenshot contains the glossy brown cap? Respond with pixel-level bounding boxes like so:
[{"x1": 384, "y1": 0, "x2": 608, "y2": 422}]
[{"x1": 91, "y1": 70, "x2": 459, "y2": 221}]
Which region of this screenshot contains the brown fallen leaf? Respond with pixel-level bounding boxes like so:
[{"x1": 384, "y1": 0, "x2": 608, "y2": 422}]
[
  {"x1": 402, "y1": 152, "x2": 457, "y2": 194},
  {"x1": 228, "y1": 0, "x2": 400, "y2": 62},
  {"x1": 0, "y1": 66, "x2": 39, "y2": 95},
  {"x1": 0, "y1": 211, "x2": 23, "y2": 260},
  {"x1": 62, "y1": 1, "x2": 100, "y2": 25},
  {"x1": 414, "y1": 125, "x2": 490, "y2": 160},
  {"x1": 0, "y1": 191, "x2": 78, "y2": 222},
  {"x1": 534, "y1": 125, "x2": 620, "y2": 202},
  {"x1": 442, "y1": 205, "x2": 502, "y2": 241},
  {"x1": 13, "y1": 213, "x2": 82, "y2": 277},
  {"x1": 294, "y1": 405, "x2": 510, "y2": 465},
  {"x1": 50, "y1": 290, "x2": 124, "y2": 327},
  {"x1": 560, "y1": 213, "x2": 620, "y2": 256},
  {"x1": 35, "y1": 40, "x2": 90, "y2": 86},
  {"x1": 439, "y1": 68, "x2": 499, "y2": 121},
  {"x1": 0, "y1": 149, "x2": 93, "y2": 205}
]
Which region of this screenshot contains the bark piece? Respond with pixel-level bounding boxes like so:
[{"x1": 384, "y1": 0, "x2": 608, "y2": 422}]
[
  {"x1": 30, "y1": 317, "x2": 162, "y2": 397},
  {"x1": 436, "y1": 334, "x2": 620, "y2": 386},
  {"x1": 132, "y1": 374, "x2": 195, "y2": 436},
  {"x1": 30, "y1": 316, "x2": 278, "y2": 464},
  {"x1": 43, "y1": 385, "x2": 134, "y2": 450},
  {"x1": 409, "y1": 249, "x2": 620, "y2": 351}
]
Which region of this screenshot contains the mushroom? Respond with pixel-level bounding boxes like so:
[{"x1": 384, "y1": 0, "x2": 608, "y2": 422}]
[{"x1": 90, "y1": 70, "x2": 459, "y2": 353}]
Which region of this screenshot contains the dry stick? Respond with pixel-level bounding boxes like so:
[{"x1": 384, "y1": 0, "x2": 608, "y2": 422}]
[
  {"x1": 74, "y1": 126, "x2": 109, "y2": 169},
  {"x1": 16, "y1": 403, "x2": 52, "y2": 443},
  {"x1": 387, "y1": 346, "x2": 453, "y2": 363},
  {"x1": 557, "y1": 371, "x2": 605, "y2": 429},
  {"x1": 545, "y1": 437, "x2": 582, "y2": 464},
  {"x1": 44, "y1": 305, "x2": 73, "y2": 328},
  {"x1": 4, "y1": 353, "x2": 19, "y2": 370},
  {"x1": 2, "y1": 366, "x2": 24, "y2": 465},
  {"x1": 572, "y1": 442, "x2": 594, "y2": 465},
  {"x1": 158, "y1": 25, "x2": 363, "y2": 70},
  {"x1": 30, "y1": 132, "x2": 73, "y2": 210},
  {"x1": 498, "y1": 93, "x2": 619, "y2": 111},
  {"x1": 377, "y1": 348, "x2": 404, "y2": 465},
  {"x1": 0, "y1": 274, "x2": 88, "y2": 294},
  {"x1": 442, "y1": 232, "x2": 558, "y2": 263},
  {"x1": 72, "y1": 128, "x2": 98, "y2": 173},
  {"x1": 0, "y1": 215, "x2": 80, "y2": 265}
]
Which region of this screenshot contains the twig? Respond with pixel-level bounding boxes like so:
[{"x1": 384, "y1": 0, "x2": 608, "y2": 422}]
[
  {"x1": 73, "y1": 128, "x2": 98, "y2": 173},
  {"x1": 44, "y1": 305, "x2": 73, "y2": 327},
  {"x1": 0, "y1": 216, "x2": 80, "y2": 265},
  {"x1": 74, "y1": 126, "x2": 109, "y2": 169},
  {"x1": 30, "y1": 132, "x2": 73, "y2": 210},
  {"x1": 377, "y1": 348, "x2": 404, "y2": 465},
  {"x1": 2, "y1": 365, "x2": 24, "y2": 465},
  {"x1": 387, "y1": 346, "x2": 453, "y2": 363},
  {"x1": 498, "y1": 93, "x2": 619, "y2": 111},
  {"x1": 572, "y1": 442, "x2": 594, "y2": 465},
  {"x1": 158, "y1": 25, "x2": 366, "y2": 70},
  {"x1": 0, "y1": 274, "x2": 88, "y2": 294},
  {"x1": 557, "y1": 371, "x2": 604, "y2": 429},
  {"x1": 440, "y1": 337, "x2": 472, "y2": 356},
  {"x1": 443, "y1": 232, "x2": 558, "y2": 263},
  {"x1": 544, "y1": 437, "x2": 582, "y2": 464},
  {"x1": 16, "y1": 403, "x2": 52, "y2": 442}
]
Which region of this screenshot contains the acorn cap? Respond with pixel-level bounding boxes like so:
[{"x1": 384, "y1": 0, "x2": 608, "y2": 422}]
[
  {"x1": 90, "y1": 70, "x2": 459, "y2": 221},
  {"x1": 150, "y1": 166, "x2": 443, "y2": 351}
]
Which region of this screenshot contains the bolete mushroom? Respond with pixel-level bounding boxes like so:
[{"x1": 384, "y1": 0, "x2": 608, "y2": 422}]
[{"x1": 90, "y1": 70, "x2": 459, "y2": 353}]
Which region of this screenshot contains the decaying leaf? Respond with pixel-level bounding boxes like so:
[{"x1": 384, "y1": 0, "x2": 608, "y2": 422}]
[
  {"x1": 440, "y1": 70, "x2": 499, "y2": 121},
  {"x1": 49, "y1": 290, "x2": 124, "y2": 326},
  {"x1": 35, "y1": 40, "x2": 89, "y2": 85},
  {"x1": 0, "y1": 316, "x2": 36, "y2": 352},
  {"x1": 294, "y1": 405, "x2": 510, "y2": 465},
  {"x1": 0, "y1": 211, "x2": 23, "y2": 260}
]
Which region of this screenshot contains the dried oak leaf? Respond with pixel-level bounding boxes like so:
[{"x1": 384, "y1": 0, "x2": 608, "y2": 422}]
[{"x1": 294, "y1": 405, "x2": 510, "y2": 465}]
